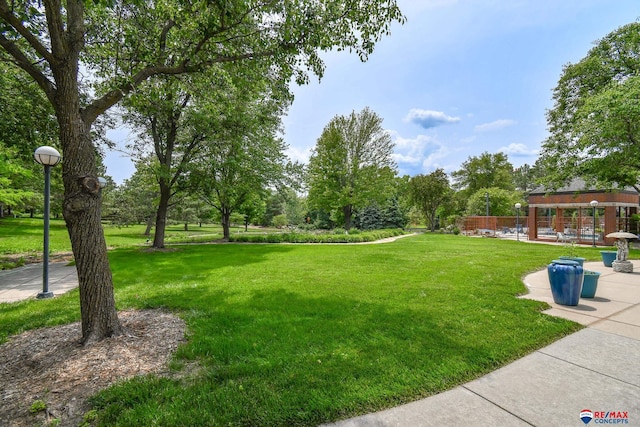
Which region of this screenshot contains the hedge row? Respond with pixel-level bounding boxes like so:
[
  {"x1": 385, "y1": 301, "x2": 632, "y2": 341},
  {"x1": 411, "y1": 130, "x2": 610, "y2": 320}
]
[{"x1": 228, "y1": 229, "x2": 405, "y2": 244}]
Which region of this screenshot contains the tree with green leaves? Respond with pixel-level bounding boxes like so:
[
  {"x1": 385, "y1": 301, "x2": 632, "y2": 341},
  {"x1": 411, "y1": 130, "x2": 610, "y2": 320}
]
[
  {"x1": 466, "y1": 187, "x2": 523, "y2": 217},
  {"x1": 451, "y1": 152, "x2": 514, "y2": 195},
  {"x1": 408, "y1": 169, "x2": 451, "y2": 231},
  {"x1": 123, "y1": 74, "x2": 215, "y2": 248},
  {"x1": 193, "y1": 74, "x2": 290, "y2": 240},
  {"x1": 512, "y1": 163, "x2": 544, "y2": 194},
  {"x1": 0, "y1": 143, "x2": 36, "y2": 211},
  {"x1": 0, "y1": 63, "x2": 59, "y2": 216},
  {"x1": 0, "y1": 0, "x2": 403, "y2": 343},
  {"x1": 540, "y1": 22, "x2": 640, "y2": 191},
  {"x1": 0, "y1": 63, "x2": 58, "y2": 159},
  {"x1": 307, "y1": 107, "x2": 397, "y2": 230}
]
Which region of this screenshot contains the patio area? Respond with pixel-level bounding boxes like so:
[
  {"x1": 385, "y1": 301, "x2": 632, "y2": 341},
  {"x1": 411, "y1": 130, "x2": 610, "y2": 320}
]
[{"x1": 520, "y1": 260, "x2": 640, "y2": 340}]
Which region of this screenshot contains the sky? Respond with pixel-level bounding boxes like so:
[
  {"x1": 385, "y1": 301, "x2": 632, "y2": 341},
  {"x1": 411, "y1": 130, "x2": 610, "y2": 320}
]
[{"x1": 104, "y1": 0, "x2": 640, "y2": 184}]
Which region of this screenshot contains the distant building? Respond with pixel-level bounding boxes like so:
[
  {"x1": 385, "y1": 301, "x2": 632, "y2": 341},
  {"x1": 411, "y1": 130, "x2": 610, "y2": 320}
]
[{"x1": 527, "y1": 179, "x2": 639, "y2": 245}]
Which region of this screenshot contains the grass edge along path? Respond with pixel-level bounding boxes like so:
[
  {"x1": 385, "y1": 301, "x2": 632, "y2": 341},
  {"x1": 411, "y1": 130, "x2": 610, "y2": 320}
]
[{"x1": 1, "y1": 234, "x2": 594, "y2": 426}]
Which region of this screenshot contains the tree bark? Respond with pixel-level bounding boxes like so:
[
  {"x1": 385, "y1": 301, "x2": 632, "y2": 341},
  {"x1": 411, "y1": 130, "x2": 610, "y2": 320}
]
[
  {"x1": 55, "y1": 66, "x2": 123, "y2": 344},
  {"x1": 343, "y1": 204, "x2": 353, "y2": 231},
  {"x1": 152, "y1": 179, "x2": 171, "y2": 248},
  {"x1": 144, "y1": 216, "x2": 153, "y2": 236},
  {"x1": 221, "y1": 206, "x2": 231, "y2": 240}
]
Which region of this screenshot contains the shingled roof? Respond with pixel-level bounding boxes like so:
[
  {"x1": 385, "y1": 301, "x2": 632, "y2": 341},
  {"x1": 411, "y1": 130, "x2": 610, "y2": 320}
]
[{"x1": 530, "y1": 178, "x2": 639, "y2": 195}]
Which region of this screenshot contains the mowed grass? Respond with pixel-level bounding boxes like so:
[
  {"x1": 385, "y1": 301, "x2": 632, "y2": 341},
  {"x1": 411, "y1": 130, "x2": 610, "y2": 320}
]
[
  {"x1": 0, "y1": 217, "x2": 231, "y2": 254},
  {"x1": 0, "y1": 232, "x2": 603, "y2": 425}
]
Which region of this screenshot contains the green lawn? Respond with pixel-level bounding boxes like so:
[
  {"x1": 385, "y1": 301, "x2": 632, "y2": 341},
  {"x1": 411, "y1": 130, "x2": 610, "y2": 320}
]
[
  {"x1": 0, "y1": 217, "x2": 233, "y2": 254},
  {"x1": 0, "y1": 230, "x2": 616, "y2": 426}
]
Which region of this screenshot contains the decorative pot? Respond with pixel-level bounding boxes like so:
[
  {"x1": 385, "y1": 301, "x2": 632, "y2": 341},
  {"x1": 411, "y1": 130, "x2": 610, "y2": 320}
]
[
  {"x1": 581, "y1": 271, "x2": 601, "y2": 298},
  {"x1": 600, "y1": 251, "x2": 617, "y2": 267},
  {"x1": 558, "y1": 256, "x2": 585, "y2": 266},
  {"x1": 548, "y1": 259, "x2": 583, "y2": 306}
]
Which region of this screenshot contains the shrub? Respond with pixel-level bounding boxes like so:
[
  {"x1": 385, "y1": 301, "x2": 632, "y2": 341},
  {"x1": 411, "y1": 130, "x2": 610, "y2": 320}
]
[{"x1": 228, "y1": 229, "x2": 404, "y2": 244}]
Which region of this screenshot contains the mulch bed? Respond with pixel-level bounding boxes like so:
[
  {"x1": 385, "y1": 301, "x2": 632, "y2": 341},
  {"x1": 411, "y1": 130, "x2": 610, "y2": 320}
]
[{"x1": 0, "y1": 309, "x2": 187, "y2": 426}]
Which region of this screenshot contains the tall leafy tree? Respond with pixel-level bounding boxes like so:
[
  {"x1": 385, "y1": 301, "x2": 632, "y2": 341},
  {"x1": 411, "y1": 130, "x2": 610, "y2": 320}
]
[
  {"x1": 540, "y1": 22, "x2": 640, "y2": 191},
  {"x1": 466, "y1": 187, "x2": 523, "y2": 217},
  {"x1": 408, "y1": 169, "x2": 451, "y2": 231},
  {"x1": 307, "y1": 107, "x2": 397, "y2": 230},
  {"x1": 0, "y1": 0, "x2": 403, "y2": 343},
  {"x1": 193, "y1": 74, "x2": 290, "y2": 240},
  {"x1": 123, "y1": 74, "x2": 214, "y2": 248},
  {"x1": 0, "y1": 63, "x2": 59, "y2": 215},
  {"x1": 512, "y1": 163, "x2": 544, "y2": 194},
  {"x1": 451, "y1": 152, "x2": 514, "y2": 195},
  {"x1": 0, "y1": 143, "x2": 36, "y2": 209},
  {"x1": 0, "y1": 62, "x2": 58, "y2": 158}
]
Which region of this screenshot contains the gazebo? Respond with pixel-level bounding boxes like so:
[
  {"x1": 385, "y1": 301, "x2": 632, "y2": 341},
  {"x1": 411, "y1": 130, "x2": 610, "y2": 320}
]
[{"x1": 527, "y1": 179, "x2": 639, "y2": 246}]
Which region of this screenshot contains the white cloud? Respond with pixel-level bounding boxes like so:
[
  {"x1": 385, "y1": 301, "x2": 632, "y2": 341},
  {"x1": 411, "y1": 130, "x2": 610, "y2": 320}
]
[
  {"x1": 404, "y1": 109, "x2": 461, "y2": 129},
  {"x1": 390, "y1": 130, "x2": 450, "y2": 174},
  {"x1": 285, "y1": 145, "x2": 313, "y2": 164},
  {"x1": 498, "y1": 143, "x2": 538, "y2": 157},
  {"x1": 474, "y1": 119, "x2": 517, "y2": 132}
]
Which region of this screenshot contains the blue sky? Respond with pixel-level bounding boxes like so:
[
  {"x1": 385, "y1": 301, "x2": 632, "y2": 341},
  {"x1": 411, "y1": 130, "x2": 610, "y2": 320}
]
[{"x1": 105, "y1": 0, "x2": 640, "y2": 184}]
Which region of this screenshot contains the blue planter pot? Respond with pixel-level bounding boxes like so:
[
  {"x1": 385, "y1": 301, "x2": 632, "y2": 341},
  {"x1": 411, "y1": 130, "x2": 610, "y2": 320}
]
[
  {"x1": 548, "y1": 259, "x2": 583, "y2": 306},
  {"x1": 600, "y1": 251, "x2": 617, "y2": 267},
  {"x1": 558, "y1": 256, "x2": 585, "y2": 266},
  {"x1": 581, "y1": 271, "x2": 601, "y2": 298}
]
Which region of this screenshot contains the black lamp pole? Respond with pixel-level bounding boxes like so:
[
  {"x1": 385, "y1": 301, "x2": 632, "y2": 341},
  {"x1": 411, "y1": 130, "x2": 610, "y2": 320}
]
[
  {"x1": 34, "y1": 146, "x2": 61, "y2": 299},
  {"x1": 590, "y1": 200, "x2": 598, "y2": 247},
  {"x1": 515, "y1": 203, "x2": 521, "y2": 241}
]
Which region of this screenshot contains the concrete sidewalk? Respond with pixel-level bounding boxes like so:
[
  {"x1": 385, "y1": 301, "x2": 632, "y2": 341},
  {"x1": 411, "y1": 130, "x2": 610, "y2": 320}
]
[
  {"x1": 325, "y1": 260, "x2": 640, "y2": 427},
  {"x1": 0, "y1": 262, "x2": 78, "y2": 303}
]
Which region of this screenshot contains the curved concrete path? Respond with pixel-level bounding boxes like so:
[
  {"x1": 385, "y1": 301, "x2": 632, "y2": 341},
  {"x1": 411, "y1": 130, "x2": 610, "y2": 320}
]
[{"x1": 0, "y1": 262, "x2": 78, "y2": 303}]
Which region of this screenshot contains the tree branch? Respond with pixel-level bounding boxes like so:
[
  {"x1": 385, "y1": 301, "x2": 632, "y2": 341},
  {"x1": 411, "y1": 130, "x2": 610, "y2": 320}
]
[
  {"x1": 0, "y1": 0, "x2": 55, "y2": 63},
  {"x1": 42, "y1": 0, "x2": 67, "y2": 61},
  {"x1": 0, "y1": 33, "x2": 56, "y2": 102},
  {"x1": 83, "y1": 43, "x2": 292, "y2": 125}
]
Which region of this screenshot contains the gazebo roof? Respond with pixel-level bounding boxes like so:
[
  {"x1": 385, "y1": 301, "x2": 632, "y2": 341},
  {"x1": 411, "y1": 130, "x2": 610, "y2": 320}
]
[
  {"x1": 528, "y1": 178, "x2": 639, "y2": 208},
  {"x1": 530, "y1": 178, "x2": 639, "y2": 196}
]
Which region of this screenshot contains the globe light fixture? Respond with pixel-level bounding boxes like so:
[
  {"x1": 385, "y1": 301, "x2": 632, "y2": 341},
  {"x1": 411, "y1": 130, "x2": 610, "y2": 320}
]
[{"x1": 34, "y1": 145, "x2": 62, "y2": 167}]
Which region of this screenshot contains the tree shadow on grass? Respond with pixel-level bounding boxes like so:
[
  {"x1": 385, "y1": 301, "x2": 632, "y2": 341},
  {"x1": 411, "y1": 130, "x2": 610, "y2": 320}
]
[
  {"x1": 95, "y1": 287, "x2": 520, "y2": 426},
  {"x1": 108, "y1": 244, "x2": 296, "y2": 291}
]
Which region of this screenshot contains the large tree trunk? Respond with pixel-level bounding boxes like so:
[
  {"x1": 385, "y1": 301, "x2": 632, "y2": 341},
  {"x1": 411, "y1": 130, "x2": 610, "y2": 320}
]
[
  {"x1": 343, "y1": 205, "x2": 353, "y2": 231},
  {"x1": 221, "y1": 207, "x2": 232, "y2": 241},
  {"x1": 144, "y1": 216, "x2": 153, "y2": 236},
  {"x1": 152, "y1": 179, "x2": 171, "y2": 248},
  {"x1": 55, "y1": 70, "x2": 123, "y2": 345}
]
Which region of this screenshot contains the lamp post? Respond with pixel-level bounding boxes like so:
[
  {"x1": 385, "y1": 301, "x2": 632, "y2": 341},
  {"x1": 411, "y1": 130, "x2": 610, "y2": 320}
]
[
  {"x1": 590, "y1": 200, "x2": 599, "y2": 247},
  {"x1": 515, "y1": 203, "x2": 522, "y2": 241},
  {"x1": 485, "y1": 192, "x2": 489, "y2": 230},
  {"x1": 34, "y1": 146, "x2": 61, "y2": 299},
  {"x1": 485, "y1": 192, "x2": 489, "y2": 217}
]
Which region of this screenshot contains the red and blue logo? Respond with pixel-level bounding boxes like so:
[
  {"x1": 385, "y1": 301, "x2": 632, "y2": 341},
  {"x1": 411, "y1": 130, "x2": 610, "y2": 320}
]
[
  {"x1": 581, "y1": 409, "x2": 594, "y2": 425},
  {"x1": 580, "y1": 409, "x2": 629, "y2": 424}
]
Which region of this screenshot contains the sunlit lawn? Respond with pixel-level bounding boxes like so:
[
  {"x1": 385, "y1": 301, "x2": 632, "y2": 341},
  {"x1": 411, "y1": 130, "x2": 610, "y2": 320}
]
[
  {"x1": 0, "y1": 231, "x2": 611, "y2": 426},
  {"x1": 0, "y1": 217, "x2": 272, "y2": 255}
]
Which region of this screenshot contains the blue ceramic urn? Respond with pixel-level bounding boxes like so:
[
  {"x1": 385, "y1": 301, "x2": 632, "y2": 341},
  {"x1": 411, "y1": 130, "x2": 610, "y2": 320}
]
[{"x1": 547, "y1": 259, "x2": 583, "y2": 306}]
